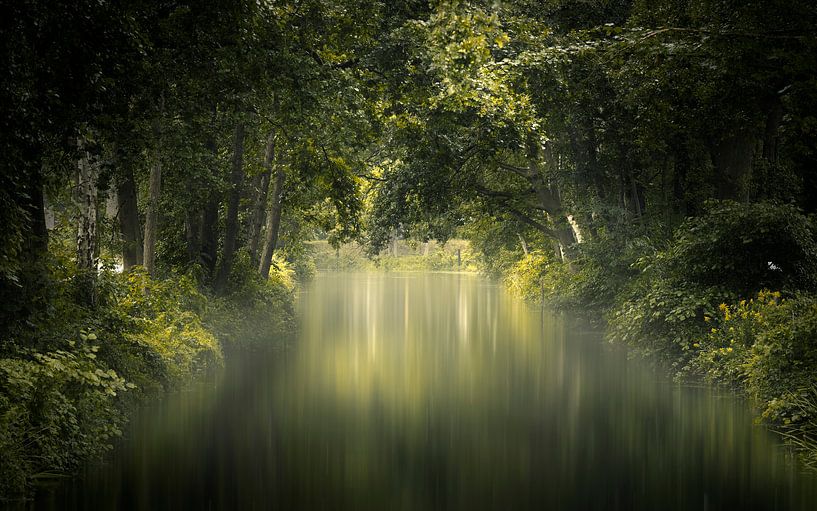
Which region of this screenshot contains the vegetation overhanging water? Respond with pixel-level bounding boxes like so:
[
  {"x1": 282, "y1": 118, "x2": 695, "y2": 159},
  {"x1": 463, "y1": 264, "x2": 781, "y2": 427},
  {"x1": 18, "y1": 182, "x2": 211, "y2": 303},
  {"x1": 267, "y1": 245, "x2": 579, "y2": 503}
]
[
  {"x1": 3, "y1": 0, "x2": 817, "y2": 507},
  {"x1": 25, "y1": 273, "x2": 817, "y2": 510}
]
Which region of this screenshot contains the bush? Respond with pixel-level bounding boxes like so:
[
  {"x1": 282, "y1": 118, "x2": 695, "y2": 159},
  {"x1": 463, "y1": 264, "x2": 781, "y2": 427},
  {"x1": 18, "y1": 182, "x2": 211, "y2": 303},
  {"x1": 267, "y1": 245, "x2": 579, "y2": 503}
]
[
  {"x1": 0, "y1": 333, "x2": 129, "y2": 498},
  {"x1": 666, "y1": 201, "x2": 817, "y2": 295},
  {"x1": 504, "y1": 250, "x2": 573, "y2": 307},
  {"x1": 93, "y1": 269, "x2": 222, "y2": 398},
  {"x1": 504, "y1": 231, "x2": 650, "y2": 314},
  {"x1": 609, "y1": 279, "x2": 729, "y2": 366},
  {"x1": 691, "y1": 291, "x2": 817, "y2": 468},
  {"x1": 608, "y1": 201, "x2": 817, "y2": 370},
  {"x1": 780, "y1": 387, "x2": 817, "y2": 470},
  {"x1": 0, "y1": 267, "x2": 227, "y2": 499},
  {"x1": 206, "y1": 253, "x2": 296, "y2": 348},
  {"x1": 696, "y1": 292, "x2": 817, "y2": 424}
]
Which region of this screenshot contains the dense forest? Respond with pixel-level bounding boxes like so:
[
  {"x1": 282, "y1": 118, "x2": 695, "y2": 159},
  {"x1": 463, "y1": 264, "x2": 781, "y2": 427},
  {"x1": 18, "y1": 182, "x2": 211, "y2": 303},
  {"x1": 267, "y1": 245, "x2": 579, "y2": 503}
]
[{"x1": 2, "y1": 0, "x2": 817, "y2": 501}]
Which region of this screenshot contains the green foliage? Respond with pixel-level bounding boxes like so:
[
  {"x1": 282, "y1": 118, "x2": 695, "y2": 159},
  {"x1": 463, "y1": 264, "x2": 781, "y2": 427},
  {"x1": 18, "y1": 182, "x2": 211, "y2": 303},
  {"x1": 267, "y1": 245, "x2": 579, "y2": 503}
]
[
  {"x1": 0, "y1": 261, "x2": 297, "y2": 499},
  {"x1": 696, "y1": 292, "x2": 817, "y2": 424},
  {"x1": 374, "y1": 247, "x2": 477, "y2": 273},
  {"x1": 206, "y1": 253, "x2": 296, "y2": 348},
  {"x1": 502, "y1": 227, "x2": 653, "y2": 314},
  {"x1": 310, "y1": 241, "x2": 371, "y2": 272},
  {"x1": 505, "y1": 251, "x2": 555, "y2": 303},
  {"x1": 0, "y1": 334, "x2": 129, "y2": 498},
  {"x1": 609, "y1": 202, "x2": 817, "y2": 366},
  {"x1": 609, "y1": 279, "x2": 728, "y2": 365},
  {"x1": 780, "y1": 386, "x2": 817, "y2": 470},
  {"x1": 310, "y1": 239, "x2": 478, "y2": 273},
  {"x1": 665, "y1": 202, "x2": 817, "y2": 294},
  {"x1": 113, "y1": 270, "x2": 222, "y2": 388},
  {"x1": 691, "y1": 291, "x2": 817, "y2": 468}
]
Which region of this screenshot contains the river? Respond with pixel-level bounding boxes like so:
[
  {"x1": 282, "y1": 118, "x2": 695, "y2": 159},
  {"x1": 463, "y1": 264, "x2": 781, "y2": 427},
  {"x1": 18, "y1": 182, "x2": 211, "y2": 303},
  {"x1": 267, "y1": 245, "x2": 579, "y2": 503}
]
[{"x1": 31, "y1": 272, "x2": 817, "y2": 509}]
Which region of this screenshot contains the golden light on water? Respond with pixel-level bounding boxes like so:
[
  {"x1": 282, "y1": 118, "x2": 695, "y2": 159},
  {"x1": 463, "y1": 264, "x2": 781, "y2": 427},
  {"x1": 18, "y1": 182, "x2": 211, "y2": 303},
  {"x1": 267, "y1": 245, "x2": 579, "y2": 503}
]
[{"x1": 34, "y1": 273, "x2": 817, "y2": 510}]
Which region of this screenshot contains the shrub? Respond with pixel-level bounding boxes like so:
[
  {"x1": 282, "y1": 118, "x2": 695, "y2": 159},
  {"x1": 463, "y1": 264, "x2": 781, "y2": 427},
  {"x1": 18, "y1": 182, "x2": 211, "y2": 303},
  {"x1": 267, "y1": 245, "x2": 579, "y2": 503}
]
[
  {"x1": 666, "y1": 201, "x2": 817, "y2": 295},
  {"x1": 0, "y1": 334, "x2": 129, "y2": 498},
  {"x1": 608, "y1": 201, "x2": 817, "y2": 370},
  {"x1": 95, "y1": 269, "x2": 222, "y2": 397},
  {"x1": 206, "y1": 253, "x2": 296, "y2": 348},
  {"x1": 0, "y1": 266, "x2": 228, "y2": 499},
  {"x1": 504, "y1": 231, "x2": 651, "y2": 314},
  {"x1": 691, "y1": 291, "x2": 817, "y2": 467},
  {"x1": 504, "y1": 250, "x2": 573, "y2": 307},
  {"x1": 780, "y1": 387, "x2": 817, "y2": 470},
  {"x1": 609, "y1": 278, "x2": 729, "y2": 367},
  {"x1": 696, "y1": 292, "x2": 817, "y2": 424}
]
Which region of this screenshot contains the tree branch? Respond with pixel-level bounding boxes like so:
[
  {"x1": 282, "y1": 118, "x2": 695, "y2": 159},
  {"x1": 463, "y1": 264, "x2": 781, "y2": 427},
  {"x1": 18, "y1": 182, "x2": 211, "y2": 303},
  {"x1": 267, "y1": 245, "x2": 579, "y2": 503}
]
[
  {"x1": 637, "y1": 26, "x2": 816, "y2": 42},
  {"x1": 496, "y1": 161, "x2": 533, "y2": 178},
  {"x1": 505, "y1": 207, "x2": 558, "y2": 241},
  {"x1": 474, "y1": 185, "x2": 558, "y2": 240}
]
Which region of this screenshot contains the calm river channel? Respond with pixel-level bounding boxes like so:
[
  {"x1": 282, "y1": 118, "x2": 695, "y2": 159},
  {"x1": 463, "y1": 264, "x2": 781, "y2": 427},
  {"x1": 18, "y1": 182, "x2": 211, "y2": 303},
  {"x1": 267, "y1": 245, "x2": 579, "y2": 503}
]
[{"x1": 30, "y1": 273, "x2": 817, "y2": 510}]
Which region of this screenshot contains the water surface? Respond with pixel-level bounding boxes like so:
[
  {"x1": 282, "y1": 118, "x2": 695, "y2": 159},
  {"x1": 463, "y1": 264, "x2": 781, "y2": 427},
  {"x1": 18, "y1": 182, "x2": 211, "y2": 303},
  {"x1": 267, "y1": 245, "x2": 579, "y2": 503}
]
[{"x1": 32, "y1": 273, "x2": 817, "y2": 509}]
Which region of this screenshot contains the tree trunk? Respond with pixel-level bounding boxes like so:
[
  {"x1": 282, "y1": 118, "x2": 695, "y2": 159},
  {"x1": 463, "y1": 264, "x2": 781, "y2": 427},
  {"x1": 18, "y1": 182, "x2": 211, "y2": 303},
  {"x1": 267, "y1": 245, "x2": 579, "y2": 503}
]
[
  {"x1": 142, "y1": 151, "x2": 161, "y2": 276},
  {"x1": 526, "y1": 133, "x2": 577, "y2": 261},
  {"x1": 249, "y1": 132, "x2": 275, "y2": 264},
  {"x1": 258, "y1": 165, "x2": 285, "y2": 279},
  {"x1": 200, "y1": 194, "x2": 220, "y2": 280},
  {"x1": 143, "y1": 98, "x2": 164, "y2": 277},
  {"x1": 214, "y1": 122, "x2": 246, "y2": 293},
  {"x1": 116, "y1": 166, "x2": 142, "y2": 270},
  {"x1": 517, "y1": 234, "x2": 529, "y2": 256},
  {"x1": 76, "y1": 136, "x2": 99, "y2": 304},
  {"x1": 200, "y1": 132, "x2": 221, "y2": 280},
  {"x1": 714, "y1": 132, "x2": 755, "y2": 202},
  {"x1": 762, "y1": 95, "x2": 783, "y2": 164},
  {"x1": 23, "y1": 165, "x2": 49, "y2": 258},
  {"x1": 184, "y1": 209, "x2": 202, "y2": 267},
  {"x1": 628, "y1": 171, "x2": 644, "y2": 220}
]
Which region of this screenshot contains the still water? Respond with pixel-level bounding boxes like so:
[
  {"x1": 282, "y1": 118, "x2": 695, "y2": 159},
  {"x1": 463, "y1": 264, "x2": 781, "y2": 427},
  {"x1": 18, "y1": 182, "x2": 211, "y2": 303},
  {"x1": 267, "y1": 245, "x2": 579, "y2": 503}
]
[{"x1": 34, "y1": 273, "x2": 817, "y2": 509}]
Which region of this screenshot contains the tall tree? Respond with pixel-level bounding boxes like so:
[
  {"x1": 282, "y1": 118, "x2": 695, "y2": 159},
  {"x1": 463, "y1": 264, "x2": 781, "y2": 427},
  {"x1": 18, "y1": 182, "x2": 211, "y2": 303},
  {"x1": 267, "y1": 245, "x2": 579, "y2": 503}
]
[
  {"x1": 258, "y1": 162, "x2": 285, "y2": 280},
  {"x1": 75, "y1": 134, "x2": 99, "y2": 304},
  {"x1": 116, "y1": 165, "x2": 142, "y2": 270},
  {"x1": 214, "y1": 122, "x2": 247, "y2": 292},
  {"x1": 142, "y1": 136, "x2": 162, "y2": 276},
  {"x1": 249, "y1": 132, "x2": 275, "y2": 264}
]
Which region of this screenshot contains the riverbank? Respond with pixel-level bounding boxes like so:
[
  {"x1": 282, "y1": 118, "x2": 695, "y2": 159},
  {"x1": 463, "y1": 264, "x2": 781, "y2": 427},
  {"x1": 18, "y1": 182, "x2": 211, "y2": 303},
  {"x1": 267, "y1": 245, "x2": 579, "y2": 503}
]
[
  {"x1": 0, "y1": 262, "x2": 296, "y2": 501},
  {"x1": 308, "y1": 239, "x2": 479, "y2": 273},
  {"x1": 17, "y1": 272, "x2": 817, "y2": 510},
  {"x1": 496, "y1": 201, "x2": 817, "y2": 469}
]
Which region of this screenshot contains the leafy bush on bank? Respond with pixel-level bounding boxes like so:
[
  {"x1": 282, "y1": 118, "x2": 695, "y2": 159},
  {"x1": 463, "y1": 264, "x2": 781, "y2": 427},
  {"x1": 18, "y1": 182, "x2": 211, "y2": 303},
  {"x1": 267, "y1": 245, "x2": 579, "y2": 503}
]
[
  {"x1": 0, "y1": 259, "x2": 295, "y2": 499},
  {"x1": 0, "y1": 335, "x2": 129, "y2": 498},
  {"x1": 696, "y1": 292, "x2": 817, "y2": 468},
  {"x1": 206, "y1": 252, "x2": 297, "y2": 348},
  {"x1": 499, "y1": 201, "x2": 817, "y2": 466}
]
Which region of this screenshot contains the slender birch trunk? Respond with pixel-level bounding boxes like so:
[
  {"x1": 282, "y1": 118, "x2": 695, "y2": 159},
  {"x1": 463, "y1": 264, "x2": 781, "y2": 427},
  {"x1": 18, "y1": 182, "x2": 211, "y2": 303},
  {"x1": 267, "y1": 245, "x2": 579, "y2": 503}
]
[{"x1": 76, "y1": 135, "x2": 99, "y2": 304}]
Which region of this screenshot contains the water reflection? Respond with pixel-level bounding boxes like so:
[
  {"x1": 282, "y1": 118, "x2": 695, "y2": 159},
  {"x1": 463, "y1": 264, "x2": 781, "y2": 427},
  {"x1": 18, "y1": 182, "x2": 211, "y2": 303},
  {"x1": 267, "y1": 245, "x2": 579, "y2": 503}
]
[{"x1": 29, "y1": 273, "x2": 817, "y2": 510}]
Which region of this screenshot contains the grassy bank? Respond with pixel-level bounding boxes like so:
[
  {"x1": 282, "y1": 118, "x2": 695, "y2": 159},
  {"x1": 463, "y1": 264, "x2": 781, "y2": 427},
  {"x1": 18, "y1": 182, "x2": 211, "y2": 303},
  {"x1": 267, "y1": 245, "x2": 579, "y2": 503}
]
[
  {"x1": 0, "y1": 258, "x2": 296, "y2": 500},
  {"x1": 498, "y1": 201, "x2": 817, "y2": 468}
]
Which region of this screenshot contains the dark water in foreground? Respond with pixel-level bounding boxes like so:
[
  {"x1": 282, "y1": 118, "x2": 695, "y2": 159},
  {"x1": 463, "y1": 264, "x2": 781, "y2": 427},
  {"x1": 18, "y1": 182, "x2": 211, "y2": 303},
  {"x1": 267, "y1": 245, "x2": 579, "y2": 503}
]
[{"x1": 28, "y1": 273, "x2": 817, "y2": 509}]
